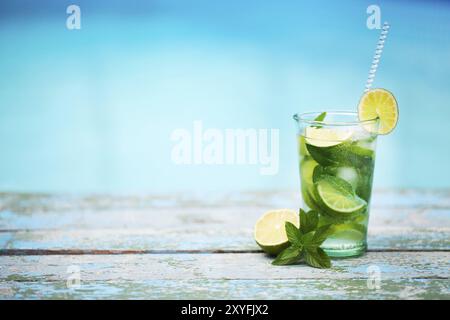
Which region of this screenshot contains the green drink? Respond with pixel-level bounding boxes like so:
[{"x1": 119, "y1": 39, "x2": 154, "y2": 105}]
[{"x1": 294, "y1": 112, "x2": 379, "y2": 257}]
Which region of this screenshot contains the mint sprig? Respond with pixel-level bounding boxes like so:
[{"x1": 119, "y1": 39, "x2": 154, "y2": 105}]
[{"x1": 272, "y1": 209, "x2": 334, "y2": 268}]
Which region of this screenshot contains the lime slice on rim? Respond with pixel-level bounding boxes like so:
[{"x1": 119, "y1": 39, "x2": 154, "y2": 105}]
[
  {"x1": 358, "y1": 88, "x2": 399, "y2": 135},
  {"x1": 314, "y1": 175, "x2": 367, "y2": 215},
  {"x1": 254, "y1": 209, "x2": 299, "y2": 255},
  {"x1": 304, "y1": 127, "x2": 353, "y2": 147}
]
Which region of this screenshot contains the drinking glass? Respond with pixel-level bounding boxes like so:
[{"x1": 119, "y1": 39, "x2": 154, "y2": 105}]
[{"x1": 293, "y1": 111, "x2": 379, "y2": 257}]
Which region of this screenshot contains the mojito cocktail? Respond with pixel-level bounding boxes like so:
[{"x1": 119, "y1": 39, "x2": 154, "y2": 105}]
[{"x1": 294, "y1": 112, "x2": 378, "y2": 257}]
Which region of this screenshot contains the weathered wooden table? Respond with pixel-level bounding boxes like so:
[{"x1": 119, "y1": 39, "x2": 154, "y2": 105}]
[{"x1": 0, "y1": 189, "x2": 449, "y2": 299}]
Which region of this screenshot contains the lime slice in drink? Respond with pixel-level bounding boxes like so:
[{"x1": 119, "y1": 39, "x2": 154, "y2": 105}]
[
  {"x1": 302, "y1": 187, "x2": 321, "y2": 211},
  {"x1": 300, "y1": 158, "x2": 318, "y2": 186},
  {"x1": 298, "y1": 135, "x2": 309, "y2": 156},
  {"x1": 304, "y1": 127, "x2": 353, "y2": 147},
  {"x1": 358, "y1": 88, "x2": 398, "y2": 135},
  {"x1": 314, "y1": 175, "x2": 367, "y2": 216},
  {"x1": 254, "y1": 209, "x2": 299, "y2": 255},
  {"x1": 300, "y1": 159, "x2": 320, "y2": 210}
]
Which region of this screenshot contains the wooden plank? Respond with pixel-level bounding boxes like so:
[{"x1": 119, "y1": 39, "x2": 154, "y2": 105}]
[
  {"x1": 1, "y1": 203, "x2": 448, "y2": 250},
  {"x1": 0, "y1": 279, "x2": 448, "y2": 300},
  {"x1": 0, "y1": 225, "x2": 449, "y2": 251},
  {"x1": 0, "y1": 252, "x2": 448, "y2": 299},
  {"x1": 1, "y1": 192, "x2": 449, "y2": 237},
  {"x1": 0, "y1": 252, "x2": 448, "y2": 280},
  {"x1": 371, "y1": 189, "x2": 450, "y2": 209},
  {"x1": 1, "y1": 189, "x2": 449, "y2": 217},
  {"x1": 1, "y1": 205, "x2": 449, "y2": 230}
]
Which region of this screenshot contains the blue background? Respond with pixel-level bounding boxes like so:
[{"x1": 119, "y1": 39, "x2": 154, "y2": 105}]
[{"x1": 0, "y1": 0, "x2": 449, "y2": 193}]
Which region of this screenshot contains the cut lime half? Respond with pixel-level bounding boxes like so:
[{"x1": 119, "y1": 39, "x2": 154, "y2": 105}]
[{"x1": 254, "y1": 209, "x2": 299, "y2": 255}]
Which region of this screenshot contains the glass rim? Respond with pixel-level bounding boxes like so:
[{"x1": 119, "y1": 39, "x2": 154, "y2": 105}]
[{"x1": 293, "y1": 111, "x2": 379, "y2": 126}]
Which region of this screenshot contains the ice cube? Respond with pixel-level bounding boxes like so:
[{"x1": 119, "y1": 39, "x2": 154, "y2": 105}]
[{"x1": 336, "y1": 167, "x2": 359, "y2": 190}]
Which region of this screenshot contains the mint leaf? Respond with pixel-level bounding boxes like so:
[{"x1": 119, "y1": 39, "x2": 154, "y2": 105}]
[
  {"x1": 305, "y1": 247, "x2": 331, "y2": 269},
  {"x1": 314, "y1": 112, "x2": 327, "y2": 122},
  {"x1": 312, "y1": 112, "x2": 327, "y2": 128},
  {"x1": 272, "y1": 245, "x2": 302, "y2": 266},
  {"x1": 300, "y1": 209, "x2": 319, "y2": 235},
  {"x1": 301, "y1": 231, "x2": 315, "y2": 246},
  {"x1": 285, "y1": 221, "x2": 301, "y2": 247},
  {"x1": 311, "y1": 224, "x2": 335, "y2": 246},
  {"x1": 321, "y1": 174, "x2": 355, "y2": 196}
]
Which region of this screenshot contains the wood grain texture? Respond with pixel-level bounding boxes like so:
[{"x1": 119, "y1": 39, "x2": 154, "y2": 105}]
[
  {"x1": 1, "y1": 191, "x2": 449, "y2": 251},
  {"x1": 1, "y1": 225, "x2": 449, "y2": 251},
  {"x1": 0, "y1": 190, "x2": 449, "y2": 299},
  {"x1": 1, "y1": 189, "x2": 449, "y2": 213},
  {"x1": 2, "y1": 252, "x2": 449, "y2": 280},
  {"x1": 0, "y1": 252, "x2": 449, "y2": 299},
  {"x1": 0, "y1": 279, "x2": 448, "y2": 300}
]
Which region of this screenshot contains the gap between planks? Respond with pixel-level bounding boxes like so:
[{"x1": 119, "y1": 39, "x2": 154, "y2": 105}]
[{"x1": 1, "y1": 248, "x2": 449, "y2": 256}]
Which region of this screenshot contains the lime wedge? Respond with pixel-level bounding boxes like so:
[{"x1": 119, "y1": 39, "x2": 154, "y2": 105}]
[
  {"x1": 314, "y1": 175, "x2": 367, "y2": 216},
  {"x1": 254, "y1": 209, "x2": 299, "y2": 255},
  {"x1": 358, "y1": 88, "x2": 398, "y2": 135},
  {"x1": 304, "y1": 127, "x2": 353, "y2": 147}
]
